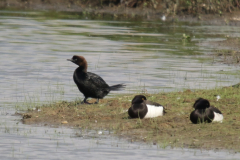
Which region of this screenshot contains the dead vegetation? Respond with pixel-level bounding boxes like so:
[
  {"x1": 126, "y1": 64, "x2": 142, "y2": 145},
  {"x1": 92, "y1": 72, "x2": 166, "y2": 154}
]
[{"x1": 1, "y1": 0, "x2": 240, "y2": 17}]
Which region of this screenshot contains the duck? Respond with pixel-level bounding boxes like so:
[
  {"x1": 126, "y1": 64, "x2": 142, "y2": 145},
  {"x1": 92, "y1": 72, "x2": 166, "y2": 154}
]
[
  {"x1": 128, "y1": 95, "x2": 165, "y2": 119},
  {"x1": 190, "y1": 98, "x2": 223, "y2": 124},
  {"x1": 67, "y1": 55, "x2": 125, "y2": 104}
]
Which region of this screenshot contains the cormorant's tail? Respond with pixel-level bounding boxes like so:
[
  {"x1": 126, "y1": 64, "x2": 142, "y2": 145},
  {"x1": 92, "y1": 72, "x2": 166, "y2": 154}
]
[{"x1": 109, "y1": 83, "x2": 126, "y2": 91}]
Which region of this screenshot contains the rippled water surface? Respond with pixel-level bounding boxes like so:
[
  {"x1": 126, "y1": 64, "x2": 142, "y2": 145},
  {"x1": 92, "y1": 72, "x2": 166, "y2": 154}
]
[{"x1": 1, "y1": 11, "x2": 240, "y2": 159}]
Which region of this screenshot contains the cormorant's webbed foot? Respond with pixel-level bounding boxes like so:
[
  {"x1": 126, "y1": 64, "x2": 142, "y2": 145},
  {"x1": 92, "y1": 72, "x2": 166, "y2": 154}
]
[
  {"x1": 81, "y1": 98, "x2": 91, "y2": 104},
  {"x1": 81, "y1": 98, "x2": 99, "y2": 104},
  {"x1": 94, "y1": 99, "x2": 99, "y2": 104}
]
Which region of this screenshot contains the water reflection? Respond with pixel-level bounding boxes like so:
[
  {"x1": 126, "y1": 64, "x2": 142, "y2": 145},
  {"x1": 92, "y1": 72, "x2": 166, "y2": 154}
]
[{"x1": 0, "y1": 114, "x2": 239, "y2": 160}]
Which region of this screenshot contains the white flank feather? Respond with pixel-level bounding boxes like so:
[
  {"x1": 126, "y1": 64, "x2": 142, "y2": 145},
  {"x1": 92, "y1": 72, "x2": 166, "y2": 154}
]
[
  {"x1": 144, "y1": 104, "x2": 164, "y2": 118},
  {"x1": 213, "y1": 112, "x2": 223, "y2": 123}
]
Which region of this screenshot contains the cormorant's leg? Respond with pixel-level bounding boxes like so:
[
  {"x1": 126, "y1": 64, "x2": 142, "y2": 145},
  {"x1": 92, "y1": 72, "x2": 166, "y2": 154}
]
[
  {"x1": 94, "y1": 99, "x2": 99, "y2": 104},
  {"x1": 82, "y1": 97, "x2": 91, "y2": 104}
]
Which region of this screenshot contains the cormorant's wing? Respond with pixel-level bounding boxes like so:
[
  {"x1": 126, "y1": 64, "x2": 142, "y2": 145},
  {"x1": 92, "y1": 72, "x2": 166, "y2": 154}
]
[{"x1": 87, "y1": 72, "x2": 109, "y2": 88}]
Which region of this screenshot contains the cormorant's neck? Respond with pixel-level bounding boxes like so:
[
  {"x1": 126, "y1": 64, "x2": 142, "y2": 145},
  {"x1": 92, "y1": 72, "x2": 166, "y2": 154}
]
[{"x1": 78, "y1": 66, "x2": 87, "y2": 73}]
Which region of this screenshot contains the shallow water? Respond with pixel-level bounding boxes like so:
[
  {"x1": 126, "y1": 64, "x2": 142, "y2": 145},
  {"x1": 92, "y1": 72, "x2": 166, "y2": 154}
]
[{"x1": 1, "y1": 11, "x2": 240, "y2": 159}]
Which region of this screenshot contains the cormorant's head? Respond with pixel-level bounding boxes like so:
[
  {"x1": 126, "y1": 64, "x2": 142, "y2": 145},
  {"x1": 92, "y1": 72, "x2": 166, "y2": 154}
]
[{"x1": 67, "y1": 55, "x2": 88, "y2": 72}]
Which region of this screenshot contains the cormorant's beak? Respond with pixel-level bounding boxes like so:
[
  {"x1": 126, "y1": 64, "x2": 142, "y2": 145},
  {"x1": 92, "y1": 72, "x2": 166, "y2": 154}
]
[{"x1": 67, "y1": 59, "x2": 73, "y2": 62}]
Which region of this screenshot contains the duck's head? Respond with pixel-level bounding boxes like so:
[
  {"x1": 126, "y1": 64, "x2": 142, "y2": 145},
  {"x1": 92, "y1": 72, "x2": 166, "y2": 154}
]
[
  {"x1": 193, "y1": 98, "x2": 210, "y2": 109},
  {"x1": 132, "y1": 95, "x2": 147, "y2": 104},
  {"x1": 67, "y1": 55, "x2": 88, "y2": 72}
]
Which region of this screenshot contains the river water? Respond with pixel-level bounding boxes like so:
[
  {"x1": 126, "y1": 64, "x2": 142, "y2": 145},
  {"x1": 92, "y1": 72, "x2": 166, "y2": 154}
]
[{"x1": 0, "y1": 11, "x2": 240, "y2": 159}]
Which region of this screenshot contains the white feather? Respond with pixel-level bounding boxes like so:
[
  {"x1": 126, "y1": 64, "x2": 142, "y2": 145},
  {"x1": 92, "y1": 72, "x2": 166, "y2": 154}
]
[
  {"x1": 161, "y1": 15, "x2": 166, "y2": 21},
  {"x1": 213, "y1": 112, "x2": 223, "y2": 123},
  {"x1": 144, "y1": 104, "x2": 164, "y2": 118},
  {"x1": 216, "y1": 95, "x2": 221, "y2": 101}
]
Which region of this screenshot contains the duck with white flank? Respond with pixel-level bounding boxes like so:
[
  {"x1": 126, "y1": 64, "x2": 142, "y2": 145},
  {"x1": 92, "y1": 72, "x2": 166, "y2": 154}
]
[
  {"x1": 67, "y1": 55, "x2": 125, "y2": 104},
  {"x1": 190, "y1": 98, "x2": 223, "y2": 124},
  {"x1": 128, "y1": 95, "x2": 165, "y2": 119}
]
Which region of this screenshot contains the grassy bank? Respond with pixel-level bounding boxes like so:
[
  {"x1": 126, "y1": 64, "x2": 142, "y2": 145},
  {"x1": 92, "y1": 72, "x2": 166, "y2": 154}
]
[
  {"x1": 1, "y1": 0, "x2": 240, "y2": 21},
  {"x1": 20, "y1": 85, "x2": 240, "y2": 151}
]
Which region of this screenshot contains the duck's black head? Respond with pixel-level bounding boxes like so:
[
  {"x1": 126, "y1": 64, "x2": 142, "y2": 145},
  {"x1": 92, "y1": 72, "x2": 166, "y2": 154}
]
[
  {"x1": 67, "y1": 55, "x2": 88, "y2": 72},
  {"x1": 193, "y1": 98, "x2": 210, "y2": 109},
  {"x1": 132, "y1": 95, "x2": 147, "y2": 104}
]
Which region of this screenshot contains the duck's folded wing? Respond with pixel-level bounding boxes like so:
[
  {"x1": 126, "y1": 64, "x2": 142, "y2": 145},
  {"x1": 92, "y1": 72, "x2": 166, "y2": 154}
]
[
  {"x1": 210, "y1": 106, "x2": 222, "y2": 114},
  {"x1": 145, "y1": 100, "x2": 162, "y2": 107}
]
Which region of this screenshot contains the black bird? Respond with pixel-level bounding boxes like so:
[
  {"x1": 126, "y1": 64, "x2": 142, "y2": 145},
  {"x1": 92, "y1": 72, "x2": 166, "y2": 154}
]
[
  {"x1": 67, "y1": 55, "x2": 125, "y2": 104},
  {"x1": 128, "y1": 95, "x2": 165, "y2": 119},
  {"x1": 190, "y1": 98, "x2": 223, "y2": 124}
]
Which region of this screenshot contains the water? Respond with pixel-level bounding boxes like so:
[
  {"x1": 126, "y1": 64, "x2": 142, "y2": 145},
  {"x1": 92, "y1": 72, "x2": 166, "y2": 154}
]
[{"x1": 0, "y1": 11, "x2": 240, "y2": 159}]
